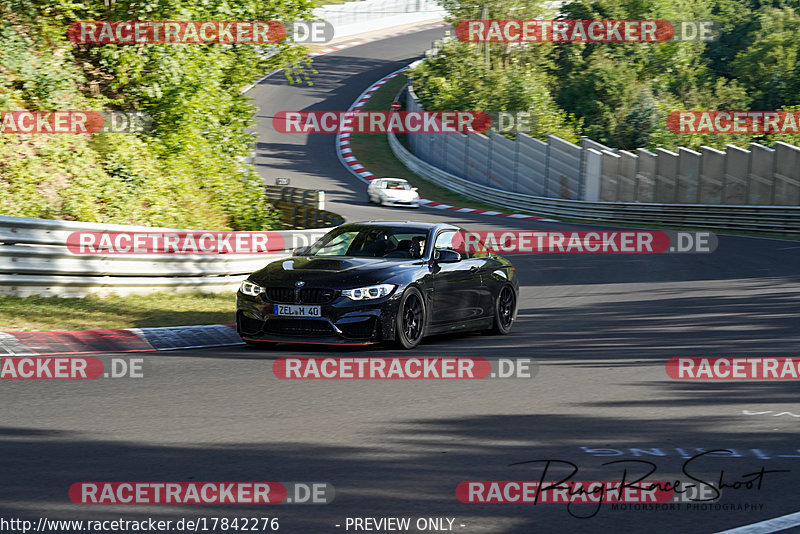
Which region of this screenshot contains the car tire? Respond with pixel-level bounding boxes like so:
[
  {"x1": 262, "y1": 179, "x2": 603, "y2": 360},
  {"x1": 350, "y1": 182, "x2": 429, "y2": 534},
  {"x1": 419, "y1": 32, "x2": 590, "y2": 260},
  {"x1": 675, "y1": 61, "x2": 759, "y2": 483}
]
[
  {"x1": 488, "y1": 285, "x2": 516, "y2": 335},
  {"x1": 394, "y1": 286, "x2": 425, "y2": 349},
  {"x1": 367, "y1": 192, "x2": 373, "y2": 204}
]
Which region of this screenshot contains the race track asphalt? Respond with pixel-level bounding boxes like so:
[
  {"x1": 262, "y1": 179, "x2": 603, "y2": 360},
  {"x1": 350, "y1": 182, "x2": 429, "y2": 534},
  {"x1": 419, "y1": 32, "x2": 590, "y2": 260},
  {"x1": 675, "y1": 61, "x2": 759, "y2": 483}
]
[{"x1": 2, "y1": 27, "x2": 800, "y2": 534}]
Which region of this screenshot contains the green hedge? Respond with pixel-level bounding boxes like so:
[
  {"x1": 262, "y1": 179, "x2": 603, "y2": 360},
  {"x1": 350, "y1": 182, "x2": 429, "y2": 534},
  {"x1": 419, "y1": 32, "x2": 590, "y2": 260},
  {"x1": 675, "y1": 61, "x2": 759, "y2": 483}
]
[
  {"x1": 412, "y1": 0, "x2": 800, "y2": 152},
  {"x1": 1, "y1": 0, "x2": 315, "y2": 230}
]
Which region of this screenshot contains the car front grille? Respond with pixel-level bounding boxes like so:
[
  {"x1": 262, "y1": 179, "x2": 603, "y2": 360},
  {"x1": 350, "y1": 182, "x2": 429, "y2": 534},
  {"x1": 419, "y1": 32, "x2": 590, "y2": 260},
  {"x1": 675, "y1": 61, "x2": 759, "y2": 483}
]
[
  {"x1": 265, "y1": 287, "x2": 336, "y2": 304},
  {"x1": 266, "y1": 288, "x2": 294, "y2": 303},
  {"x1": 264, "y1": 318, "x2": 334, "y2": 337}
]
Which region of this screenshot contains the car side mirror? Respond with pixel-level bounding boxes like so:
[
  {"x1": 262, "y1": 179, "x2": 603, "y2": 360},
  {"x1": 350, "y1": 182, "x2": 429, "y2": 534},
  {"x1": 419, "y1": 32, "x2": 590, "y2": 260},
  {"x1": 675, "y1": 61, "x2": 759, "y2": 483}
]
[
  {"x1": 293, "y1": 246, "x2": 309, "y2": 256},
  {"x1": 434, "y1": 249, "x2": 461, "y2": 263}
]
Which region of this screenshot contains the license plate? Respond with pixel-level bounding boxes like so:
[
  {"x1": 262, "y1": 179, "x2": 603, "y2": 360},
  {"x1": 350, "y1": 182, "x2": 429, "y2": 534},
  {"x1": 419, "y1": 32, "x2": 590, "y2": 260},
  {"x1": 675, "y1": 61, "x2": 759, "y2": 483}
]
[{"x1": 273, "y1": 304, "x2": 321, "y2": 317}]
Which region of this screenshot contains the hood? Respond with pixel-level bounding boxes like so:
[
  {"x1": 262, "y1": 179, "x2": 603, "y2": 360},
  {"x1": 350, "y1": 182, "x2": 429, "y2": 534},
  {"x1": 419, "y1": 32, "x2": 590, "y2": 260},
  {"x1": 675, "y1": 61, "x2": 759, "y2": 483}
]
[
  {"x1": 380, "y1": 189, "x2": 418, "y2": 199},
  {"x1": 248, "y1": 256, "x2": 417, "y2": 288}
]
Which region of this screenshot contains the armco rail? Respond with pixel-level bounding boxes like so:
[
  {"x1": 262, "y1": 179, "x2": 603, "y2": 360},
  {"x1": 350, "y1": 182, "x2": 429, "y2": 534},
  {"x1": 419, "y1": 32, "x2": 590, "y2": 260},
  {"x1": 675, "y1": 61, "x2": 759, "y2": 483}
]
[
  {"x1": 387, "y1": 131, "x2": 800, "y2": 236},
  {"x1": 265, "y1": 185, "x2": 326, "y2": 208},
  {"x1": 0, "y1": 216, "x2": 331, "y2": 297},
  {"x1": 264, "y1": 185, "x2": 345, "y2": 229},
  {"x1": 315, "y1": 0, "x2": 445, "y2": 40}
]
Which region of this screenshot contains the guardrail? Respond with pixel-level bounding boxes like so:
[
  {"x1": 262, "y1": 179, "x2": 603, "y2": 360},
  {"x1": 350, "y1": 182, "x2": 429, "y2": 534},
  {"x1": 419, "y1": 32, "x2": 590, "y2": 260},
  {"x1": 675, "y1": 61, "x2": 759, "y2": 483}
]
[
  {"x1": 405, "y1": 83, "x2": 800, "y2": 207},
  {"x1": 265, "y1": 185, "x2": 345, "y2": 229},
  {"x1": 388, "y1": 131, "x2": 800, "y2": 236},
  {"x1": 265, "y1": 185, "x2": 325, "y2": 208},
  {"x1": 314, "y1": 0, "x2": 445, "y2": 40},
  {"x1": 274, "y1": 203, "x2": 345, "y2": 229},
  {"x1": 0, "y1": 216, "x2": 332, "y2": 297}
]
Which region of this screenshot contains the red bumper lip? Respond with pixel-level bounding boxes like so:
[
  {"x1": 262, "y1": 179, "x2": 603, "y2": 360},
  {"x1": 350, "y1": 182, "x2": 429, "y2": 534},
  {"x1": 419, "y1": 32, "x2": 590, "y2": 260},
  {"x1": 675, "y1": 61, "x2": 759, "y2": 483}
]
[{"x1": 241, "y1": 336, "x2": 378, "y2": 346}]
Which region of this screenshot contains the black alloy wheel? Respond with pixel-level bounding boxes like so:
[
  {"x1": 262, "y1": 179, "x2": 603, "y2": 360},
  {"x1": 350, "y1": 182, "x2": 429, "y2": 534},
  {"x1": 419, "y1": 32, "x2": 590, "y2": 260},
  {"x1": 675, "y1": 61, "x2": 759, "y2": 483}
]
[
  {"x1": 490, "y1": 285, "x2": 516, "y2": 335},
  {"x1": 395, "y1": 286, "x2": 425, "y2": 349}
]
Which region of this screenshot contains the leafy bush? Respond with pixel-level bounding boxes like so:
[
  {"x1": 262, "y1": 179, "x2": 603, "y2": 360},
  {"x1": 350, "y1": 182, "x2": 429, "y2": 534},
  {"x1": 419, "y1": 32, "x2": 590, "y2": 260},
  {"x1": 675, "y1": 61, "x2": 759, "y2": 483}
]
[
  {"x1": 409, "y1": 39, "x2": 582, "y2": 143},
  {"x1": 1, "y1": 0, "x2": 314, "y2": 229},
  {"x1": 410, "y1": 0, "x2": 800, "y2": 152}
]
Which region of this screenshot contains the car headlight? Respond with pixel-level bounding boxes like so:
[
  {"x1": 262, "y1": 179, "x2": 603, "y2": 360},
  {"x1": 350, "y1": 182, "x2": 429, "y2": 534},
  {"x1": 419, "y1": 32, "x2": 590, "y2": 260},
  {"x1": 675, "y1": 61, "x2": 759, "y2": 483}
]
[
  {"x1": 240, "y1": 280, "x2": 264, "y2": 297},
  {"x1": 341, "y1": 283, "x2": 396, "y2": 300}
]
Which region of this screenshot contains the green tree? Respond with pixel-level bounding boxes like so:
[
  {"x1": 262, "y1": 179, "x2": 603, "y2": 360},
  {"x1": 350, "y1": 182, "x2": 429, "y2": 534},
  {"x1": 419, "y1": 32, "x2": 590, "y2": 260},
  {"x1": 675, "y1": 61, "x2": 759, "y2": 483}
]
[
  {"x1": 730, "y1": 7, "x2": 800, "y2": 109},
  {"x1": 1, "y1": 0, "x2": 313, "y2": 229},
  {"x1": 408, "y1": 40, "x2": 581, "y2": 142}
]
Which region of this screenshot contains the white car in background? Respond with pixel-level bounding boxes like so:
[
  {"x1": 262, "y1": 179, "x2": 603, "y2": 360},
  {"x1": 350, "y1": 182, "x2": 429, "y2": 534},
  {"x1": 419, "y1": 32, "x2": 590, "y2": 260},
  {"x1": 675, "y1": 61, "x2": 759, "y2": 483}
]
[{"x1": 367, "y1": 178, "x2": 420, "y2": 208}]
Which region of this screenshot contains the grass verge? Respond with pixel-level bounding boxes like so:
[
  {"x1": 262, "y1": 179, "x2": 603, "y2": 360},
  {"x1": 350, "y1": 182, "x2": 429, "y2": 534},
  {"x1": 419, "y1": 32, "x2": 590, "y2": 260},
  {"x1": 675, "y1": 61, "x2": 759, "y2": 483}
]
[{"x1": 0, "y1": 292, "x2": 236, "y2": 332}]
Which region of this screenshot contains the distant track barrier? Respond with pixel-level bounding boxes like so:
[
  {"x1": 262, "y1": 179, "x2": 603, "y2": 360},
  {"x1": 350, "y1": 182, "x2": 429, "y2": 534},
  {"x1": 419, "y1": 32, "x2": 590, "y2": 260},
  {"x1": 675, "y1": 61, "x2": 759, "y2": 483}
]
[
  {"x1": 389, "y1": 75, "x2": 800, "y2": 236},
  {"x1": 265, "y1": 185, "x2": 345, "y2": 229}
]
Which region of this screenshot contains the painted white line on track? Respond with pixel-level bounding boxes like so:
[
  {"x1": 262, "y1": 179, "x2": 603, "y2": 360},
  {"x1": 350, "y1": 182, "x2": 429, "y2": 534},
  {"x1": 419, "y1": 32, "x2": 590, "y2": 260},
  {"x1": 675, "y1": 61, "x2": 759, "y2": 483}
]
[{"x1": 714, "y1": 510, "x2": 800, "y2": 534}]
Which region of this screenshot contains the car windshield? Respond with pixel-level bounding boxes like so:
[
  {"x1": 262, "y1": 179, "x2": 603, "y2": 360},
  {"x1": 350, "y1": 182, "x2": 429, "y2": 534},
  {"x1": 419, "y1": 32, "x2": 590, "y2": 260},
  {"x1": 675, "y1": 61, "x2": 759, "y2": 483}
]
[
  {"x1": 383, "y1": 180, "x2": 411, "y2": 190},
  {"x1": 308, "y1": 226, "x2": 429, "y2": 259}
]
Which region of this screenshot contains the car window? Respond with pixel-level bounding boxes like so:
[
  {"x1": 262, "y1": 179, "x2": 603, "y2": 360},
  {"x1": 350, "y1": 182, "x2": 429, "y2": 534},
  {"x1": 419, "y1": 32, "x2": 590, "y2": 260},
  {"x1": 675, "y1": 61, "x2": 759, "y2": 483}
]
[
  {"x1": 434, "y1": 230, "x2": 490, "y2": 259},
  {"x1": 434, "y1": 231, "x2": 455, "y2": 250},
  {"x1": 434, "y1": 231, "x2": 463, "y2": 259},
  {"x1": 308, "y1": 226, "x2": 429, "y2": 259},
  {"x1": 382, "y1": 233, "x2": 426, "y2": 258},
  {"x1": 311, "y1": 231, "x2": 359, "y2": 256},
  {"x1": 385, "y1": 180, "x2": 410, "y2": 190}
]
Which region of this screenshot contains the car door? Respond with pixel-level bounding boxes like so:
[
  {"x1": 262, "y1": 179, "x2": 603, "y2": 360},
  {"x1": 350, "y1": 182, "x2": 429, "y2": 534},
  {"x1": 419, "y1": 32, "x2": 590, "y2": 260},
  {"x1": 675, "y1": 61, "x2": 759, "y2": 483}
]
[
  {"x1": 429, "y1": 230, "x2": 485, "y2": 328},
  {"x1": 462, "y1": 236, "x2": 497, "y2": 317}
]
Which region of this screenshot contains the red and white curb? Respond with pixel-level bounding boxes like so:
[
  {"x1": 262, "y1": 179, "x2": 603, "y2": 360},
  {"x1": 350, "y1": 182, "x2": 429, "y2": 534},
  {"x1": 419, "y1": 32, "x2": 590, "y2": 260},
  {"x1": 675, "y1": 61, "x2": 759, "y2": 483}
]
[
  {"x1": 245, "y1": 23, "x2": 446, "y2": 90},
  {"x1": 0, "y1": 324, "x2": 243, "y2": 356},
  {"x1": 336, "y1": 67, "x2": 409, "y2": 183},
  {"x1": 335, "y1": 70, "x2": 558, "y2": 222}
]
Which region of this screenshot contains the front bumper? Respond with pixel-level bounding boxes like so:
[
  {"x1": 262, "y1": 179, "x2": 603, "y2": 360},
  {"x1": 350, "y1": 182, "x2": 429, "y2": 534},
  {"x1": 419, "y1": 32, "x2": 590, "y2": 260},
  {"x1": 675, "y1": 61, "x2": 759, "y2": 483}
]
[
  {"x1": 236, "y1": 291, "x2": 400, "y2": 345},
  {"x1": 380, "y1": 197, "x2": 420, "y2": 207}
]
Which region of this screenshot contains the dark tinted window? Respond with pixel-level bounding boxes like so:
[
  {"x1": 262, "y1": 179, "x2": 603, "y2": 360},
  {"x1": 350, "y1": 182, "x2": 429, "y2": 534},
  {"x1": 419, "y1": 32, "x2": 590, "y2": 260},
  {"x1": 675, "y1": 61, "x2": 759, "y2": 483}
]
[{"x1": 309, "y1": 226, "x2": 429, "y2": 259}]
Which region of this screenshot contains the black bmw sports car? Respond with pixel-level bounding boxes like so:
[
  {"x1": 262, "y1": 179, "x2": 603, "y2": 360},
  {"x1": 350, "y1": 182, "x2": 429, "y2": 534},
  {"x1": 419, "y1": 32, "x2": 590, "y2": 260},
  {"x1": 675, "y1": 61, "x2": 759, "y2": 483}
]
[{"x1": 236, "y1": 221, "x2": 518, "y2": 349}]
